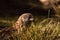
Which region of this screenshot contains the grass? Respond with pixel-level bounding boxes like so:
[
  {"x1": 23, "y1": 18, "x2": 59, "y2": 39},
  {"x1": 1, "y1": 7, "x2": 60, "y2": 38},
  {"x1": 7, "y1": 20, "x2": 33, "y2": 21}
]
[
  {"x1": 0, "y1": 1, "x2": 60, "y2": 40},
  {"x1": 0, "y1": 16, "x2": 60, "y2": 40},
  {"x1": 16, "y1": 18, "x2": 60, "y2": 40}
]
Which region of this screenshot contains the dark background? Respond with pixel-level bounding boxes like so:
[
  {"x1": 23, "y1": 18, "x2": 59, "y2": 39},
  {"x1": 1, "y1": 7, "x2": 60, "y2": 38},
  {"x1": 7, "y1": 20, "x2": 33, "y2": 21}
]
[
  {"x1": 0, "y1": 0, "x2": 60, "y2": 27},
  {"x1": 0, "y1": 0, "x2": 60, "y2": 17}
]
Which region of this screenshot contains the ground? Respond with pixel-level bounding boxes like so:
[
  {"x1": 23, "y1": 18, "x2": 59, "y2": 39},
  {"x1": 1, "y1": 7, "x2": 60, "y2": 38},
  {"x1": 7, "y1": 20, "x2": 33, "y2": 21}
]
[{"x1": 0, "y1": 15, "x2": 60, "y2": 40}]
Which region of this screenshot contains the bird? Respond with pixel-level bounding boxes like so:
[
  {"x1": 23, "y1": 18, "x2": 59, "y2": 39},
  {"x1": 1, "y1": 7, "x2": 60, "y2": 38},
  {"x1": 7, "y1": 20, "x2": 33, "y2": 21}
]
[
  {"x1": 12, "y1": 13, "x2": 34, "y2": 34},
  {"x1": 0, "y1": 13, "x2": 34, "y2": 40}
]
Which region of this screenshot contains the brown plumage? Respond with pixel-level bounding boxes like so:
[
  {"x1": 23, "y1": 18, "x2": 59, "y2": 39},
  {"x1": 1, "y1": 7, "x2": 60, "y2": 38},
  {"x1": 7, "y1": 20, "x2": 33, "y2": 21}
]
[
  {"x1": 0, "y1": 27, "x2": 15, "y2": 40},
  {"x1": 12, "y1": 13, "x2": 34, "y2": 33},
  {"x1": 0, "y1": 13, "x2": 34, "y2": 40}
]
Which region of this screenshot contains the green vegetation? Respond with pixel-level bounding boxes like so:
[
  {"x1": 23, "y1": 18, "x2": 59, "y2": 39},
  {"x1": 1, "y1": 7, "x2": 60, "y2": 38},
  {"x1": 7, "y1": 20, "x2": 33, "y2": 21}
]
[
  {"x1": 0, "y1": 0, "x2": 60, "y2": 40},
  {"x1": 0, "y1": 17, "x2": 60, "y2": 40},
  {"x1": 13, "y1": 18, "x2": 60, "y2": 40}
]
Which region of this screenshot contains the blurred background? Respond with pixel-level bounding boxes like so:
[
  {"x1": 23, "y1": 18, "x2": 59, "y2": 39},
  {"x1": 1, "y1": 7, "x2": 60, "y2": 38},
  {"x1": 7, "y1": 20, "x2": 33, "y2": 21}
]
[
  {"x1": 0, "y1": 0, "x2": 60, "y2": 40},
  {"x1": 0, "y1": 0, "x2": 60, "y2": 27},
  {"x1": 0, "y1": 0, "x2": 60, "y2": 17}
]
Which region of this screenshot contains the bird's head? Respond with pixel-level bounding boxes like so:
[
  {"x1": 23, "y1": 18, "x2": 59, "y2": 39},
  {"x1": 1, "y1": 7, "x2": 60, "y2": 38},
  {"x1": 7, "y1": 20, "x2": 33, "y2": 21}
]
[{"x1": 21, "y1": 13, "x2": 34, "y2": 27}]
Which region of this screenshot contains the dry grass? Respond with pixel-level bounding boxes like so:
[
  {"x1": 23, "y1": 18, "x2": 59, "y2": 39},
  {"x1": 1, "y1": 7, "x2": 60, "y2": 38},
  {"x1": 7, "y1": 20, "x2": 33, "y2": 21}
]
[
  {"x1": 17, "y1": 18, "x2": 60, "y2": 40},
  {"x1": 0, "y1": 1, "x2": 60, "y2": 40},
  {"x1": 0, "y1": 17, "x2": 60, "y2": 40}
]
